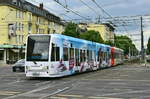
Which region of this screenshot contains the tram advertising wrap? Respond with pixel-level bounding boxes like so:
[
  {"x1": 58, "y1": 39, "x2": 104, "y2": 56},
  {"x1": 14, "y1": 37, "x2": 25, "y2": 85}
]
[{"x1": 25, "y1": 34, "x2": 124, "y2": 77}]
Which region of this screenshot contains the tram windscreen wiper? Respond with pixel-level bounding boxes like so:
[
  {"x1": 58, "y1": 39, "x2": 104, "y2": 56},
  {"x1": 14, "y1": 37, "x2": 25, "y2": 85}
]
[{"x1": 33, "y1": 61, "x2": 37, "y2": 64}]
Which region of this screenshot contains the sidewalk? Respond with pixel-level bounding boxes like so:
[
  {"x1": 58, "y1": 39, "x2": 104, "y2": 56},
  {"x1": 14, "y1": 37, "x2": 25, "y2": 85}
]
[
  {"x1": 130, "y1": 62, "x2": 150, "y2": 67},
  {"x1": 0, "y1": 63, "x2": 11, "y2": 67}
]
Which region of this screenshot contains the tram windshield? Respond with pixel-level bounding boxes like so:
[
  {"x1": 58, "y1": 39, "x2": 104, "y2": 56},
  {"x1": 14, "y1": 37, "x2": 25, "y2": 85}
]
[{"x1": 26, "y1": 35, "x2": 50, "y2": 61}]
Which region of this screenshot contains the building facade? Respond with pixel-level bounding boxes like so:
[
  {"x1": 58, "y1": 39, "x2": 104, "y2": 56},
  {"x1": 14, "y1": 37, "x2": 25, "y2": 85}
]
[
  {"x1": 79, "y1": 23, "x2": 115, "y2": 42},
  {"x1": 0, "y1": 0, "x2": 65, "y2": 64}
]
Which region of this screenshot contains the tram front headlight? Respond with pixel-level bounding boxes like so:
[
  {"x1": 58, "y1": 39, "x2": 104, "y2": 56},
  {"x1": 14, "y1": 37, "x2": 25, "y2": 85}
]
[
  {"x1": 26, "y1": 66, "x2": 30, "y2": 70},
  {"x1": 43, "y1": 66, "x2": 49, "y2": 70}
]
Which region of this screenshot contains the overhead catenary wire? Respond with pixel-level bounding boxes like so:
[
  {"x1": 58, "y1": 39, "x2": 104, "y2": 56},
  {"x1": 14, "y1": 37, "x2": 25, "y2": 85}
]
[
  {"x1": 91, "y1": 0, "x2": 112, "y2": 18},
  {"x1": 91, "y1": 0, "x2": 130, "y2": 35},
  {"x1": 30, "y1": 0, "x2": 73, "y2": 21},
  {"x1": 52, "y1": 0, "x2": 90, "y2": 20},
  {"x1": 79, "y1": 0, "x2": 99, "y2": 16}
]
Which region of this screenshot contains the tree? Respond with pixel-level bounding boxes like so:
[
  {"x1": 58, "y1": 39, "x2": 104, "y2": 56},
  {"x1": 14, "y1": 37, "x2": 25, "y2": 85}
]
[
  {"x1": 114, "y1": 35, "x2": 138, "y2": 56},
  {"x1": 147, "y1": 37, "x2": 150, "y2": 54},
  {"x1": 80, "y1": 30, "x2": 104, "y2": 43},
  {"x1": 62, "y1": 22, "x2": 80, "y2": 38},
  {"x1": 105, "y1": 40, "x2": 114, "y2": 46}
]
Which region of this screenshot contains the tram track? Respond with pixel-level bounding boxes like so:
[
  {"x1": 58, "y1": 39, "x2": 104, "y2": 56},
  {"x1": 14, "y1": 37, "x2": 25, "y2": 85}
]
[{"x1": 3, "y1": 69, "x2": 106, "y2": 99}]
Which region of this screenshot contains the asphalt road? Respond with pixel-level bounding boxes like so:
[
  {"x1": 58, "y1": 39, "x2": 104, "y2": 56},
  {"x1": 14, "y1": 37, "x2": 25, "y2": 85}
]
[{"x1": 0, "y1": 64, "x2": 150, "y2": 99}]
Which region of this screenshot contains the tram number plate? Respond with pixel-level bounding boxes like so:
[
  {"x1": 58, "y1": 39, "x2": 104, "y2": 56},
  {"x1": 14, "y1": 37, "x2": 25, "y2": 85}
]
[{"x1": 32, "y1": 72, "x2": 40, "y2": 76}]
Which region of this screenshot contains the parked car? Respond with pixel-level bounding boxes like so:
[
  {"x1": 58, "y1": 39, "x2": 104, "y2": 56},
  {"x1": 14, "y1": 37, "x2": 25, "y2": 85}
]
[{"x1": 12, "y1": 59, "x2": 25, "y2": 72}]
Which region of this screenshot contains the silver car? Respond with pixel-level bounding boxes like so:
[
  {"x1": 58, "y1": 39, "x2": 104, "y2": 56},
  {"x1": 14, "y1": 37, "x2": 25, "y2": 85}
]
[{"x1": 12, "y1": 59, "x2": 25, "y2": 72}]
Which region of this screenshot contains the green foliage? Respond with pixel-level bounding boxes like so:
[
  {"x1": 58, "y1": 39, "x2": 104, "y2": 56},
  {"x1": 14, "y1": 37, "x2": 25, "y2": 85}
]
[
  {"x1": 80, "y1": 30, "x2": 104, "y2": 43},
  {"x1": 146, "y1": 37, "x2": 150, "y2": 54},
  {"x1": 63, "y1": 22, "x2": 104, "y2": 43},
  {"x1": 62, "y1": 22, "x2": 80, "y2": 38},
  {"x1": 63, "y1": 22, "x2": 138, "y2": 56},
  {"x1": 114, "y1": 35, "x2": 138, "y2": 55},
  {"x1": 104, "y1": 40, "x2": 114, "y2": 46}
]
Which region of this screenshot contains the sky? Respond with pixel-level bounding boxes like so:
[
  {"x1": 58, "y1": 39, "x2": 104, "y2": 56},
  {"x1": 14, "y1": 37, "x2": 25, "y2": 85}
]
[{"x1": 27, "y1": 0, "x2": 150, "y2": 50}]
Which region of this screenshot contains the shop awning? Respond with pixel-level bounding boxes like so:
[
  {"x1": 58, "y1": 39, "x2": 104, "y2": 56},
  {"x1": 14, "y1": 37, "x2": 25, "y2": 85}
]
[{"x1": 0, "y1": 45, "x2": 25, "y2": 49}]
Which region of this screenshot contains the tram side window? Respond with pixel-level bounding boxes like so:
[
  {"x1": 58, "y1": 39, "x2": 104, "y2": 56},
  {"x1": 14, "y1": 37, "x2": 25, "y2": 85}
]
[
  {"x1": 51, "y1": 44, "x2": 60, "y2": 61},
  {"x1": 75, "y1": 49, "x2": 80, "y2": 66},
  {"x1": 97, "y1": 49, "x2": 100, "y2": 61},
  {"x1": 80, "y1": 50, "x2": 86, "y2": 62},
  {"x1": 89, "y1": 50, "x2": 92, "y2": 61},
  {"x1": 115, "y1": 52, "x2": 119, "y2": 59},
  {"x1": 56, "y1": 47, "x2": 60, "y2": 61},
  {"x1": 63, "y1": 47, "x2": 68, "y2": 61},
  {"x1": 70, "y1": 48, "x2": 74, "y2": 59},
  {"x1": 87, "y1": 50, "x2": 89, "y2": 61},
  {"x1": 107, "y1": 52, "x2": 111, "y2": 61},
  {"x1": 98, "y1": 48, "x2": 102, "y2": 62},
  {"x1": 114, "y1": 52, "x2": 116, "y2": 59},
  {"x1": 80, "y1": 50, "x2": 83, "y2": 62},
  {"x1": 93, "y1": 51, "x2": 96, "y2": 61},
  {"x1": 83, "y1": 50, "x2": 86, "y2": 62},
  {"x1": 105, "y1": 52, "x2": 107, "y2": 61},
  {"x1": 101, "y1": 52, "x2": 104, "y2": 61},
  {"x1": 111, "y1": 51, "x2": 114, "y2": 59}
]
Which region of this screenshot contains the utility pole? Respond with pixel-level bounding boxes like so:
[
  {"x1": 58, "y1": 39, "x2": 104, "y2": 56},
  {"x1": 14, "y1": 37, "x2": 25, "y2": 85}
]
[
  {"x1": 141, "y1": 17, "x2": 144, "y2": 60},
  {"x1": 97, "y1": 15, "x2": 101, "y2": 23}
]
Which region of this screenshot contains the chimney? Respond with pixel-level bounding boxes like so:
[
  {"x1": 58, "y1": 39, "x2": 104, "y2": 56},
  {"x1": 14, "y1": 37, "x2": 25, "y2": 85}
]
[{"x1": 39, "y1": 3, "x2": 43, "y2": 9}]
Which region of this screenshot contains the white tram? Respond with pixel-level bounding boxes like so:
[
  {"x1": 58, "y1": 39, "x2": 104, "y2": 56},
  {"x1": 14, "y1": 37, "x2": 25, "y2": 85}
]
[{"x1": 25, "y1": 34, "x2": 123, "y2": 77}]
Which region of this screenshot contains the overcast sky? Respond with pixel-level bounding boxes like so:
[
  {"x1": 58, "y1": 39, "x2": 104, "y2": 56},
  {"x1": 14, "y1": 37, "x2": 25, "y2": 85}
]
[{"x1": 27, "y1": 0, "x2": 150, "y2": 50}]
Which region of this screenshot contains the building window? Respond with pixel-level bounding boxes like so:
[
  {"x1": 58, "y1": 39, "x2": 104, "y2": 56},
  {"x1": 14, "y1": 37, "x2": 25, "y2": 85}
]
[
  {"x1": 36, "y1": 17, "x2": 40, "y2": 24},
  {"x1": 39, "y1": 29, "x2": 44, "y2": 34},
  {"x1": 8, "y1": 24, "x2": 16, "y2": 36},
  {"x1": 15, "y1": 22, "x2": 18, "y2": 31},
  {"x1": 21, "y1": 24, "x2": 24, "y2": 32},
  {"x1": 28, "y1": 13, "x2": 32, "y2": 21},
  {"x1": 54, "y1": 23, "x2": 59, "y2": 33},
  {"x1": 12, "y1": 0, "x2": 17, "y2": 5},
  {"x1": 18, "y1": 23, "x2": 21, "y2": 31},
  {"x1": 16, "y1": 10, "x2": 19, "y2": 18},
  {"x1": 20, "y1": 11, "x2": 24, "y2": 19},
  {"x1": 16, "y1": 35, "x2": 19, "y2": 43},
  {"x1": 0, "y1": 51, "x2": 4, "y2": 60},
  {"x1": 28, "y1": 23, "x2": 32, "y2": 34},
  {"x1": 19, "y1": 11, "x2": 21, "y2": 18},
  {"x1": 36, "y1": 25, "x2": 39, "y2": 33},
  {"x1": 48, "y1": 28, "x2": 50, "y2": 34}
]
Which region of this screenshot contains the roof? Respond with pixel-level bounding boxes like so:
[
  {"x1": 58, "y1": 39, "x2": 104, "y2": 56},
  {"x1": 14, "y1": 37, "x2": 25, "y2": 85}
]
[
  {"x1": 102, "y1": 23, "x2": 115, "y2": 31},
  {"x1": 0, "y1": 0, "x2": 64, "y2": 25}
]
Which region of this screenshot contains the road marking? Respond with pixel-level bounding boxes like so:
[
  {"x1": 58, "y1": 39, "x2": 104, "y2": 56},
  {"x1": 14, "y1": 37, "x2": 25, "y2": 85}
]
[
  {"x1": 39, "y1": 87, "x2": 70, "y2": 99},
  {"x1": 7, "y1": 80, "x2": 25, "y2": 85},
  {"x1": 82, "y1": 79, "x2": 150, "y2": 82},
  {"x1": 0, "y1": 93, "x2": 14, "y2": 96},
  {"x1": 50, "y1": 96, "x2": 68, "y2": 99},
  {"x1": 57, "y1": 94, "x2": 83, "y2": 98},
  {"x1": 35, "y1": 81, "x2": 51, "y2": 86},
  {"x1": 89, "y1": 97, "x2": 123, "y2": 99},
  {"x1": 0, "y1": 91, "x2": 20, "y2": 96},
  {"x1": 96, "y1": 89, "x2": 150, "y2": 97},
  {"x1": 3, "y1": 81, "x2": 72, "y2": 99}
]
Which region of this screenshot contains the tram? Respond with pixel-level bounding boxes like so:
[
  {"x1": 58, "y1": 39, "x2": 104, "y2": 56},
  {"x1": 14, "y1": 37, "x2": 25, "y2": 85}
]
[{"x1": 25, "y1": 34, "x2": 123, "y2": 77}]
